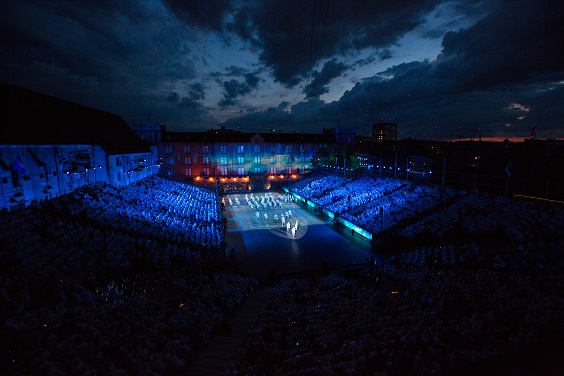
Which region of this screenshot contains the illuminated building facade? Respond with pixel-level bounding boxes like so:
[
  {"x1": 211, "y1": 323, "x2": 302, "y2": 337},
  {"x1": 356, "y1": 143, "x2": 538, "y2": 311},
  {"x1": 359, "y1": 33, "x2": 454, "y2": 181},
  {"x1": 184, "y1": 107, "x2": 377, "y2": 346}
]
[
  {"x1": 160, "y1": 127, "x2": 336, "y2": 190},
  {"x1": 1, "y1": 83, "x2": 157, "y2": 210}
]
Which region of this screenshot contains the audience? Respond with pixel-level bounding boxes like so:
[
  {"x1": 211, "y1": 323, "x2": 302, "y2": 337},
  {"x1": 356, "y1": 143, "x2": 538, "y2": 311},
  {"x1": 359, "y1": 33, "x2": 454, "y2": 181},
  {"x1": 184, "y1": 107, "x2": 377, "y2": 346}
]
[
  {"x1": 1, "y1": 176, "x2": 258, "y2": 375},
  {"x1": 2, "y1": 173, "x2": 563, "y2": 375},
  {"x1": 229, "y1": 241, "x2": 563, "y2": 375}
]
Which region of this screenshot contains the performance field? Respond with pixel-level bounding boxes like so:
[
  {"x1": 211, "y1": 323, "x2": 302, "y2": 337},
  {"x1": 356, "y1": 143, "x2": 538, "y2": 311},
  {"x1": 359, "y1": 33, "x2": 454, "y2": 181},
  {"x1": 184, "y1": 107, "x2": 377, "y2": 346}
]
[{"x1": 222, "y1": 191, "x2": 376, "y2": 282}]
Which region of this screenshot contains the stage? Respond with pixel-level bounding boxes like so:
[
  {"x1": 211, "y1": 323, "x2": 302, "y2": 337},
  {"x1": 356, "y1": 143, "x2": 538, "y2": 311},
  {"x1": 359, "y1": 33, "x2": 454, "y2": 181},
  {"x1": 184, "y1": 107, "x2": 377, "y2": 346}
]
[{"x1": 222, "y1": 191, "x2": 377, "y2": 282}]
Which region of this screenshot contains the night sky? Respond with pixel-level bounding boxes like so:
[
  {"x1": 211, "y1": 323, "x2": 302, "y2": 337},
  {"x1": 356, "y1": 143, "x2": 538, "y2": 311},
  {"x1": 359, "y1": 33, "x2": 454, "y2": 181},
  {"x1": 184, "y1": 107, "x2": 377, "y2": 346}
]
[{"x1": 1, "y1": 0, "x2": 563, "y2": 140}]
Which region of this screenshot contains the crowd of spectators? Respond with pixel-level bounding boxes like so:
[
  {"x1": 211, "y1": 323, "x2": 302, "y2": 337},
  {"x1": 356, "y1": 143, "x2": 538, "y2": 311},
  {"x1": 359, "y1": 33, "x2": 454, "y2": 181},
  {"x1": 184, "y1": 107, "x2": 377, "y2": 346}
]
[
  {"x1": 291, "y1": 174, "x2": 458, "y2": 236},
  {"x1": 291, "y1": 175, "x2": 350, "y2": 202},
  {"x1": 400, "y1": 192, "x2": 564, "y2": 246},
  {"x1": 2, "y1": 173, "x2": 563, "y2": 375},
  {"x1": 1, "y1": 176, "x2": 258, "y2": 375},
  {"x1": 230, "y1": 240, "x2": 564, "y2": 375},
  {"x1": 73, "y1": 176, "x2": 224, "y2": 249},
  {"x1": 221, "y1": 173, "x2": 564, "y2": 375}
]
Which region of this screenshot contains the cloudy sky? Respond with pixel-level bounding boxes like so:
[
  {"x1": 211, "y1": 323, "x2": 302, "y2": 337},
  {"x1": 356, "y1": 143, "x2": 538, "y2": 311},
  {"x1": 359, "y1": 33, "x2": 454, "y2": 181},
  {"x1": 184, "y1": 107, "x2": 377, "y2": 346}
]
[{"x1": 1, "y1": 0, "x2": 563, "y2": 140}]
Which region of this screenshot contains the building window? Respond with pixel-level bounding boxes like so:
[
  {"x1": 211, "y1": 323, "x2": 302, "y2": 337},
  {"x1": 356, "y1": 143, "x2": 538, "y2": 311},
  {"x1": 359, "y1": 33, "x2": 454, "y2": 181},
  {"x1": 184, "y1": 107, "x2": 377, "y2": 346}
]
[
  {"x1": 254, "y1": 156, "x2": 261, "y2": 164},
  {"x1": 203, "y1": 168, "x2": 210, "y2": 176},
  {"x1": 202, "y1": 145, "x2": 209, "y2": 154},
  {"x1": 220, "y1": 167, "x2": 228, "y2": 175},
  {"x1": 271, "y1": 156, "x2": 276, "y2": 164},
  {"x1": 269, "y1": 166, "x2": 277, "y2": 174},
  {"x1": 220, "y1": 157, "x2": 227, "y2": 165},
  {"x1": 300, "y1": 145, "x2": 305, "y2": 153},
  {"x1": 286, "y1": 167, "x2": 292, "y2": 174},
  {"x1": 270, "y1": 145, "x2": 276, "y2": 154},
  {"x1": 254, "y1": 145, "x2": 260, "y2": 153},
  {"x1": 220, "y1": 145, "x2": 227, "y2": 154},
  {"x1": 237, "y1": 167, "x2": 245, "y2": 176},
  {"x1": 185, "y1": 168, "x2": 192, "y2": 176},
  {"x1": 286, "y1": 156, "x2": 291, "y2": 164},
  {"x1": 253, "y1": 167, "x2": 261, "y2": 173},
  {"x1": 204, "y1": 156, "x2": 210, "y2": 164},
  {"x1": 184, "y1": 157, "x2": 191, "y2": 165},
  {"x1": 165, "y1": 146, "x2": 172, "y2": 154},
  {"x1": 115, "y1": 158, "x2": 121, "y2": 167},
  {"x1": 184, "y1": 145, "x2": 191, "y2": 154},
  {"x1": 237, "y1": 156, "x2": 244, "y2": 164},
  {"x1": 285, "y1": 145, "x2": 292, "y2": 153},
  {"x1": 237, "y1": 145, "x2": 244, "y2": 153},
  {"x1": 166, "y1": 157, "x2": 174, "y2": 165}
]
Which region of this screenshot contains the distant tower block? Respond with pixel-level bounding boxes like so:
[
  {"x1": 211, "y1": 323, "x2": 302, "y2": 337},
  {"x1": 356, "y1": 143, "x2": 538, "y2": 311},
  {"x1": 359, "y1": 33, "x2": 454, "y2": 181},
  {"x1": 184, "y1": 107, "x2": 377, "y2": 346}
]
[{"x1": 372, "y1": 121, "x2": 398, "y2": 142}]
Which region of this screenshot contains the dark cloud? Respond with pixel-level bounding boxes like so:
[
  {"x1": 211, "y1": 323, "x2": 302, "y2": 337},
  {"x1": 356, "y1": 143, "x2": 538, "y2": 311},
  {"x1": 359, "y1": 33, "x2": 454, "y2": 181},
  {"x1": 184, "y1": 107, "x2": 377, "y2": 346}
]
[
  {"x1": 377, "y1": 49, "x2": 393, "y2": 61},
  {"x1": 0, "y1": 0, "x2": 198, "y2": 86},
  {"x1": 222, "y1": 97, "x2": 331, "y2": 133},
  {"x1": 418, "y1": 1, "x2": 489, "y2": 39},
  {"x1": 210, "y1": 65, "x2": 249, "y2": 78},
  {"x1": 167, "y1": 91, "x2": 180, "y2": 103},
  {"x1": 229, "y1": 0, "x2": 442, "y2": 86},
  {"x1": 0, "y1": 0, "x2": 208, "y2": 131},
  {"x1": 437, "y1": 0, "x2": 564, "y2": 93},
  {"x1": 168, "y1": 83, "x2": 206, "y2": 105},
  {"x1": 188, "y1": 83, "x2": 206, "y2": 101},
  {"x1": 218, "y1": 73, "x2": 261, "y2": 108},
  {"x1": 221, "y1": 0, "x2": 564, "y2": 139},
  {"x1": 244, "y1": 73, "x2": 260, "y2": 88},
  {"x1": 163, "y1": 90, "x2": 215, "y2": 130},
  {"x1": 304, "y1": 59, "x2": 348, "y2": 98},
  {"x1": 1, "y1": 0, "x2": 562, "y2": 140},
  {"x1": 163, "y1": 0, "x2": 231, "y2": 32}
]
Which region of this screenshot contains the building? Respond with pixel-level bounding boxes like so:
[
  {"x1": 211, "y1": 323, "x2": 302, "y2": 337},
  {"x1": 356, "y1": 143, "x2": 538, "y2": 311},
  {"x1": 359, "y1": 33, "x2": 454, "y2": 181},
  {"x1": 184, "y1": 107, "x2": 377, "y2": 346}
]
[
  {"x1": 324, "y1": 126, "x2": 356, "y2": 150},
  {"x1": 131, "y1": 120, "x2": 166, "y2": 171},
  {"x1": 159, "y1": 127, "x2": 336, "y2": 190},
  {"x1": 1, "y1": 82, "x2": 157, "y2": 210},
  {"x1": 372, "y1": 121, "x2": 398, "y2": 142}
]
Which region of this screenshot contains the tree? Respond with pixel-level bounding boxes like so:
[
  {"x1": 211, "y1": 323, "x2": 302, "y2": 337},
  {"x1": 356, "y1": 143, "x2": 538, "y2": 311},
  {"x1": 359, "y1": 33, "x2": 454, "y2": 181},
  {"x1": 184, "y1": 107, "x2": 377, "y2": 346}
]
[{"x1": 311, "y1": 145, "x2": 336, "y2": 167}]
